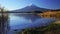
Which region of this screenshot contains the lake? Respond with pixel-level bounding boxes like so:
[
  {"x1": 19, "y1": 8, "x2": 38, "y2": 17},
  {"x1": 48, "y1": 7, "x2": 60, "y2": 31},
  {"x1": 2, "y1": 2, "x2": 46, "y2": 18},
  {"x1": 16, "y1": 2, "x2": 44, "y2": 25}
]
[{"x1": 9, "y1": 13, "x2": 57, "y2": 30}]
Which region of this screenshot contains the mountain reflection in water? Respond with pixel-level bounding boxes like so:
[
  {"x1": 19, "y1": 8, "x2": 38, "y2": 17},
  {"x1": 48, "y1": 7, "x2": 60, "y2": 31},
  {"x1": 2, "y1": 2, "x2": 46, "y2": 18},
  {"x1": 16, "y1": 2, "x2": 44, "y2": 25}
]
[{"x1": 9, "y1": 13, "x2": 57, "y2": 30}]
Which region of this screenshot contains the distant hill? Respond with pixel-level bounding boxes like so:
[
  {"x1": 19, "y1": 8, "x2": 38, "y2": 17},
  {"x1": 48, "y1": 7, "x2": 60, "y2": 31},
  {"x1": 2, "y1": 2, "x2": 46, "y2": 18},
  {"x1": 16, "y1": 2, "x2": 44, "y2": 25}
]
[
  {"x1": 10, "y1": 4, "x2": 49, "y2": 13},
  {"x1": 52, "y1": 9, "x2": 60, "y2": 11}
]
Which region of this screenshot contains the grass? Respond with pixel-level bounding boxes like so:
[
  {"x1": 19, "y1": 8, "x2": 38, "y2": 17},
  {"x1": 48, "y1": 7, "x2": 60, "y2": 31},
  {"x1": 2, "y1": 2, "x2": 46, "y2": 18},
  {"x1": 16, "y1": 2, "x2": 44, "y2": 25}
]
[{"x1": 21, "y1": 21, "x2": 60, "y2": 34}]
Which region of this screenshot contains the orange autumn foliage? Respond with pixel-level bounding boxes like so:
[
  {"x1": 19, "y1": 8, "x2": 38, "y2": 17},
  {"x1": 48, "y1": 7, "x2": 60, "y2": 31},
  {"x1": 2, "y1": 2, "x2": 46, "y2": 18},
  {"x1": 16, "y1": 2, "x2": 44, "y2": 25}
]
[{"x1": 38, "y1": 10, "x2": 60, "y2": 18}]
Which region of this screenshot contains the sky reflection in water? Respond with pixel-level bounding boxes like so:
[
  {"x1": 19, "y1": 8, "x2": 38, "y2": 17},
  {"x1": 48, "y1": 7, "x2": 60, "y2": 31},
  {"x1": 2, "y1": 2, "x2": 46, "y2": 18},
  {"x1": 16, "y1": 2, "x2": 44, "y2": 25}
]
[{"x1": 9, "y1": 14, "x2": 57, "y2": 29}]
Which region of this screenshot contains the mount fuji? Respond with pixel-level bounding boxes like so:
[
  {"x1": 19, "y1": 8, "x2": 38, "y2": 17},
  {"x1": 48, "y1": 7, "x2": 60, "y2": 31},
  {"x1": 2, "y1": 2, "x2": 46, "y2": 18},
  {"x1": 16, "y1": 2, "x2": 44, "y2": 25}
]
[{"x1": 10, "y1": 4, "x2": 49, "y2": 12}]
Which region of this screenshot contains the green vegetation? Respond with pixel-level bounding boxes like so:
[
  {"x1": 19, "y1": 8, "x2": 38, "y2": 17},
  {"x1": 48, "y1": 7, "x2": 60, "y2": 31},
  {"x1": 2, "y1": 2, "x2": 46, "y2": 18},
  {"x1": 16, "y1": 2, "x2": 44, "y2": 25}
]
[{"x1": 21, "y1": 21, "x2": 60, "y2": 34}]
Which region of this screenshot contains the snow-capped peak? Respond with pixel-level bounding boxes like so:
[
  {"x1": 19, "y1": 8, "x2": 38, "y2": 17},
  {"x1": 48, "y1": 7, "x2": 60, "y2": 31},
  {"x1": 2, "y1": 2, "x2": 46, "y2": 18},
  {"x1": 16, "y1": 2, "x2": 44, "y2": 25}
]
[{"x1": 28, "y1": 3, "x2": 33, "y2": 6}]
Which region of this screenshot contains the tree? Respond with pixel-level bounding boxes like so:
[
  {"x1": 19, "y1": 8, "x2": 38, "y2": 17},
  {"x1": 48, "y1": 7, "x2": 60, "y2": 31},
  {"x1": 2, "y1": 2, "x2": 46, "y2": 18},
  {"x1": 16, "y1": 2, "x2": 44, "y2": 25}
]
[{"x1": 0, "y1": 4, "x2": 10, "y2": 34}]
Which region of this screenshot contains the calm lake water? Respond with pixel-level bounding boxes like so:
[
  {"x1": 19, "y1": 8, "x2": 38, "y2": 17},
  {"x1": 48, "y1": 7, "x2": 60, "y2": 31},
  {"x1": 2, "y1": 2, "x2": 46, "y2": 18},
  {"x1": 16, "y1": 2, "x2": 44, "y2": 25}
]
[{"x1": 9, "y1": 13, "x2": 57, "y2": 29}]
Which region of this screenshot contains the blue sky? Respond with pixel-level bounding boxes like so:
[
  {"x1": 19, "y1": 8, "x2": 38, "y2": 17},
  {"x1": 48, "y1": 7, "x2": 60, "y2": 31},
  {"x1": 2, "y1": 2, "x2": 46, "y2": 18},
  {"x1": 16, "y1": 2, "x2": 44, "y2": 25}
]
[{"x1": 0, "y1": 0, "x2": 60, "y2": 10}]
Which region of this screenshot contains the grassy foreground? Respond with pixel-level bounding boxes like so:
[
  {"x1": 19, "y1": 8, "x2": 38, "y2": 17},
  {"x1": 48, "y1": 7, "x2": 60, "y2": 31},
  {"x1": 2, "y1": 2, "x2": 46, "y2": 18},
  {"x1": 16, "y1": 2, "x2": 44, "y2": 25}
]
[{"x1": 21, "y1": 21, "x2": 60, "y2": 34}]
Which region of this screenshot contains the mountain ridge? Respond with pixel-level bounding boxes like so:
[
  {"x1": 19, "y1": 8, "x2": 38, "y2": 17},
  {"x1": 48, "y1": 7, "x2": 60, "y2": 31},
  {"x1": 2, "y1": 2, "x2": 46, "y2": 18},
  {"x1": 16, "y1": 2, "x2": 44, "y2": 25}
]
[
  {"x1": 10, "y1": 4, "x2": 60, "y2": 12},
  {"x1": 10, "y1": 4, "x2": 50, "y2": 12}
]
